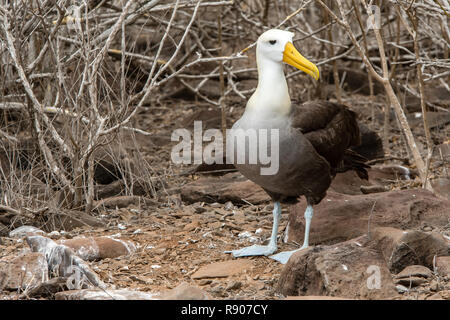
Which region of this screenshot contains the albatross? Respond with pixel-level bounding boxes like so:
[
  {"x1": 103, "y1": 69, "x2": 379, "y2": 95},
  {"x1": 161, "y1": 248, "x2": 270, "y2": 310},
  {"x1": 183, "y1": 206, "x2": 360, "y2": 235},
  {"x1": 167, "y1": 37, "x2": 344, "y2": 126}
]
[{"x1": 226, "y1": 29, "x2": 369, "y2": 264}]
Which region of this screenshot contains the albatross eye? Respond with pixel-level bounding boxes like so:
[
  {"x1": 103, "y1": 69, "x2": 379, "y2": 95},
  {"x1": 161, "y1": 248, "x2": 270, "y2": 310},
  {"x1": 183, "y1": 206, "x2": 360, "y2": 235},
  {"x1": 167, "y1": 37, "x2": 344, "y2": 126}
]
[{"x1": 269, "y1": 40, "x2": 277, "y2": 45}]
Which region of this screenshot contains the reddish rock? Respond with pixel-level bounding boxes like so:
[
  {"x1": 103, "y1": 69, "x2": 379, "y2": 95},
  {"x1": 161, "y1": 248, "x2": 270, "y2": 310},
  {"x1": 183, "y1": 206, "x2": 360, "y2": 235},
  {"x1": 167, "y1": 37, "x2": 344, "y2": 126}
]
[
  {"x1": 369, "y1": 227, "x2": 450, "y2": 273},
  {"x1": 0, "y1": 252, "x2": 48, "y2": 291},
  {"x1": 160, "y1": 282, "x2": 210, "y2": 300},
  {"x1": 330, "y1": 165, "x2": 414, "y2": 196},
  {"x1": 192, "y1": 260, "x2": 254, "y2": 279},
  {"x1": 183, "y1": 164, "x2": 415, "y2": 206},
  {"x1": 183, "y1": 220, "x2": 200, "y2": 232},
  {"x1": 24, "y1": 277, "x2": 68, "y2": 298},
  {"x1": 435, "y1": 256, "x2": 450, "y2": 276},
  {"x1": 395, "y1": 277, "x2": 428, "y2": 287},
  {"x1": 59, "y1": 236, "x2": 136, "y2": 261},
  {"x1": 276, "y1": 236, "x2": 398, "y2": 300},
  {"x1": 395, "y1": 265, "x2": 433, "y2": 279},
  {"x1": 329, "y1": 171, "x2": 372, "y2": 195},
  {"x1": 287, "y1": 189, "x2": 450, "y2": 246},
  {"x1": 360, "y1": 185, "x2": 388, "y2": 194},
  {"x1": 94, "y1": 195, "x2": 157, "y2": 209},
  {"x1": 181, "y1": 173, "x2": 270, "y2": 205}
]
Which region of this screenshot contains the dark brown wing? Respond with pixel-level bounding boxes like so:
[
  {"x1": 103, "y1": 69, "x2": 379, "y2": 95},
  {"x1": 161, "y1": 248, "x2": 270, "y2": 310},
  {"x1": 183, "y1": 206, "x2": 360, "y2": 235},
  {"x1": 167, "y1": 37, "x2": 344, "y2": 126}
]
[{"x1": 291, "y1": 100, "x2": 368, "y2": 178}]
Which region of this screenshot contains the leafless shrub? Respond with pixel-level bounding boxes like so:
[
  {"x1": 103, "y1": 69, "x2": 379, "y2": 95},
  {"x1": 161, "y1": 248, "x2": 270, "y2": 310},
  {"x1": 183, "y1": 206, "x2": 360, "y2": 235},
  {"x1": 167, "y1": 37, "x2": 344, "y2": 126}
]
[{"x1": 0, "y1": 0, "x2": 448, "y2": 223}]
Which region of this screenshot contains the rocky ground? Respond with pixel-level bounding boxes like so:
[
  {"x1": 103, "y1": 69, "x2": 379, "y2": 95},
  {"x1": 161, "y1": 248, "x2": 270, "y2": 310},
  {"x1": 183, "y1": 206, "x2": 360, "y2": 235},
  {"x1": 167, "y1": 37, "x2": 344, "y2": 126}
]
[{"x1": 1, "y1": 89, "x2": 449, "y2": 300}]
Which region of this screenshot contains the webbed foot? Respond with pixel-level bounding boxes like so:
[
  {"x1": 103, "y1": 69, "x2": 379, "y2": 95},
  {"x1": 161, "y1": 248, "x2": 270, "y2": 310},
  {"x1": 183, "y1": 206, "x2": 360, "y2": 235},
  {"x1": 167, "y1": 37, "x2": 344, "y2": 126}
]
[{"x1": 225, "y1": 244, "x2": 277, "y2": 257}]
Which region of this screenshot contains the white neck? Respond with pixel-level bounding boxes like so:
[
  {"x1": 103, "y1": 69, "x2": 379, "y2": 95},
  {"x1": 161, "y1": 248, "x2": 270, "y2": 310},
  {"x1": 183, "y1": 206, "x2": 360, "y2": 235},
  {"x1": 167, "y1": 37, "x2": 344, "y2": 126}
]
[{"x1": 246, "y1": 54, "x2": 291, "y2": 117}]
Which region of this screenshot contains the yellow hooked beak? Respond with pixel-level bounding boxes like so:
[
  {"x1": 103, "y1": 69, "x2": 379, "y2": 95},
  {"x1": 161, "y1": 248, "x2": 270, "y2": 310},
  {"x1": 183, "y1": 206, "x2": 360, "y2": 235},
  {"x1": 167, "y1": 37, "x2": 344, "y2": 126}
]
[{"x1": 283, "y1": 42, "x2": 320, "y2": 81}]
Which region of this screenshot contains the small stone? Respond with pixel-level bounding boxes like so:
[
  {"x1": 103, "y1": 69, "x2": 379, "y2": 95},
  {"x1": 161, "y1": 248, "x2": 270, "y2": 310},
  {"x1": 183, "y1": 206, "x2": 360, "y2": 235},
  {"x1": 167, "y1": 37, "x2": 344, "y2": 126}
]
[
  {"x1": 233, "y1": 211, "x2": 246, "y2": 222},
  {"x1": 160, "y1": 282, "x2": 210, "y2": 300},
  {"x1": 154, "y1": 248, "x2": 166, "y2": 255},
  {"x1": 210, "y1": 285, "x2": 227, "y2": 297},
  {"x1": 47, "y1": 231, "x2": 61, "y2": 239},
  {"x1": 193, "y1": 206, "x2": 207, "y2": 214},
  {"x1": 183, "y1": 220, "x2": 200, "y2": 232},
  {"x1": 198, "y1": 279, "x2": 212, "y2": 286},
  {"x1": 224, "y1": 201, "x2": 235, "y2": 211},
  {"x1": 169, "y1": 195, "x2": 182, "y2": 207},
  {"x1": 59, "y1": 236, "x2": 136, "y2": 261},
  {"x1": 430, "y1": 280, "x2": 439, "y2": 292},
  {"x1": 395, "y1": 284, "x2": 409, "y2": 293},
  {"x1": 426, "y1": 293, "x2": 444, "y2": 300},
  {"x1": 238, "y1": 231, "x2": 252, "y2": 239},
  {"x1": 360, "y1": 185, "x2": 387, "y2": 194},
  {"x1": 440, "y1": 290, "x2": 450, "y2": 300},
  {"x1": 395, "y1": 277, "x2": 428, "y2": 287},
  {"x1": 396, "y1": 265, "x2": 433, "y2": 279},
  {"x1": 226, "y1": 281, "x2": 242, "y2": 291},
  {"x1": 208, "y1": 221, "x2": 222, "y2": 229},
  {"x1": 210, "y1": 203, "x2": 221, "y2": 208},
  {"x1": 256, "y1": 282, "x2": 266, "y2": 290}
]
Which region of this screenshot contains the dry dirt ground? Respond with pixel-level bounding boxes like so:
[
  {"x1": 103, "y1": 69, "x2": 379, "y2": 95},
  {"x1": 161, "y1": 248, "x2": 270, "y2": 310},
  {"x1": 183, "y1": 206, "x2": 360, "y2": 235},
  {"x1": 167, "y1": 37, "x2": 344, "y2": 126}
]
[{"x1": 1, "y1": 90, "x2": 449, "y2": 300}]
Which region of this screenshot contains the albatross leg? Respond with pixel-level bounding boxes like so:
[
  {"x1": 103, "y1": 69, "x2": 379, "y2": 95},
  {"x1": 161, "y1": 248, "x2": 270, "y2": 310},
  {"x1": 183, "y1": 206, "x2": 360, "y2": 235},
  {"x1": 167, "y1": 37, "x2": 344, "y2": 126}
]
[
  {"x1": 225, "y1": 201, "x2": 281, "y2": 257},
  {"x1": 269, "y1": 204, "x2": 313, "y2": 264}
]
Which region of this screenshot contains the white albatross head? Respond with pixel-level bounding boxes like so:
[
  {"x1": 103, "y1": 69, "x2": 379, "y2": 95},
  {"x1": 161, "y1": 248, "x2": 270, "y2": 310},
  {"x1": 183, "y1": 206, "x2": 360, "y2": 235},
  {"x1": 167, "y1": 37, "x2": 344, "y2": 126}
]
[
  {"x1": 256, "y1": 29, "x2": 320, "y2": 81},
  {"x1": 245, "y1": 29, "x2": 320, "y2": 116}
]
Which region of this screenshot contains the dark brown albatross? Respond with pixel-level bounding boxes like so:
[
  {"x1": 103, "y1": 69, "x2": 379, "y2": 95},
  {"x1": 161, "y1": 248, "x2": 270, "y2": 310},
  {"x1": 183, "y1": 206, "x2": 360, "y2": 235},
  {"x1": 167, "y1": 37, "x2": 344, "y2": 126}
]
[{"x1": 225, "y1": 29, "x2": 369, "y2": 264}]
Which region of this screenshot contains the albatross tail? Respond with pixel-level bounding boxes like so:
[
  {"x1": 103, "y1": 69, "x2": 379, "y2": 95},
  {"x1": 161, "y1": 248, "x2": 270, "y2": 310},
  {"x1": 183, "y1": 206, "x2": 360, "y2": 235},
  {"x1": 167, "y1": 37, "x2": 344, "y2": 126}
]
[{"x1": 336, "y1": 149, "x2": 371, "y2": 180}]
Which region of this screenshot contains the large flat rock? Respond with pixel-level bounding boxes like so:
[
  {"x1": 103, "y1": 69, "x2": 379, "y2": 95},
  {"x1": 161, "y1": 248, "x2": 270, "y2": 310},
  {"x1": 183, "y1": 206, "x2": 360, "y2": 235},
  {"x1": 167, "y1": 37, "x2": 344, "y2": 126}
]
[
  {"x1": 0, "y1": 252, "x2": 48, "y2": 291},
  {"x1": 191, "y1": 260, "x2": 254, "y2": 279},
  {"x1": 59, "y1": 236, "x2": 136, "y2": 261},
  {"x1": 276, "y1": 236, "x2": 398, "y2": 299},
  {"x1": 286, "y1": 189, "x2": 450, "y2": 245}
]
